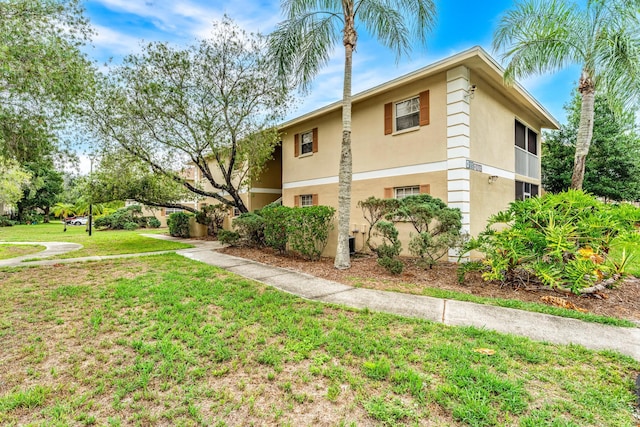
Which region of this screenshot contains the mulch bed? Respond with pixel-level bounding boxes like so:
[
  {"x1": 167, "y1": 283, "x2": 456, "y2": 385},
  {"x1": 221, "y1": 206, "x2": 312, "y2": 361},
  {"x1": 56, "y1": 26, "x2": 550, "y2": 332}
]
[{"x1": 219, "y1": 246, "x2": 640, "y2": 324}]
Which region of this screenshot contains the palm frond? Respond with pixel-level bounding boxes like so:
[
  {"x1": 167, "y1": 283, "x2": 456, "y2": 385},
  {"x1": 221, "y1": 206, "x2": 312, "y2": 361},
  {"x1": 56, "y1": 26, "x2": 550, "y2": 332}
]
[
  {"x1": 269, "y1": 12, "x2": 342, "y2": 91},
  {"x1": 493, "y1": 0, "x2": 584, "y2": 83},
  {"x1": 355, "y1": 0, "x2": 436, "y2": 61}
]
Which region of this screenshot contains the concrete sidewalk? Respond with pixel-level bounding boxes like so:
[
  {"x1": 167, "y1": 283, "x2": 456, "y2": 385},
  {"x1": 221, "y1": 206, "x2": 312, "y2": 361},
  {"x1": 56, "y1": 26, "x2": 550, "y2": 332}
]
[
  {"x1": 0, "y1": 242, "x2": 83, "y2": 266},
  {"x1": 2, "y1": 236, "x2": 639, "y2": 360}
]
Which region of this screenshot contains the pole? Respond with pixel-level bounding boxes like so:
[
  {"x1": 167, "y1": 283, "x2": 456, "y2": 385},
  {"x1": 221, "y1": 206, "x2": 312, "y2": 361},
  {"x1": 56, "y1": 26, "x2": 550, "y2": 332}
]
[{"x1": 88, "y1": 155, "x2": 94, "y2": 236}]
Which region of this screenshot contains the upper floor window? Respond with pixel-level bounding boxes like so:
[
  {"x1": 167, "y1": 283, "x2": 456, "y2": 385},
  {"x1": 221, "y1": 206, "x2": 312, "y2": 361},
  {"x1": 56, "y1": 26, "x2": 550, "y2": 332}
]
[
  {"x1": 515, "y1": 120, "x2": 539, "y2": 179},
  {"x1": 301, "y1": 131, "x2": 313, "y2": 155},
  {"x1": 294, "y1": 128, "x2": 318, "y2": 157},
  {"x1": 395, "y1": 97, "x2": 420, "y2": 131},
  {"x1": 384, "y1": 90, "x2": 430, "y2": 135}
]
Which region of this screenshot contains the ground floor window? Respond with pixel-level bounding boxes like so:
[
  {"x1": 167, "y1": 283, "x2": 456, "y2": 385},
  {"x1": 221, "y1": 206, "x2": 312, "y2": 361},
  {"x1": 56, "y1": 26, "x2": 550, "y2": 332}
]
[
  {"x1": 394, "y1": 186, "x2": 420, "y2": 199},
  {"x1": 164, "y1": 207, "x2": 184, "y2": 216},
  {"x1": 515, "y1": 181, "x2": 539, "y2": 200},
  {"x1": 300, "y1": 194, "x2": 314, "y2": 207}
]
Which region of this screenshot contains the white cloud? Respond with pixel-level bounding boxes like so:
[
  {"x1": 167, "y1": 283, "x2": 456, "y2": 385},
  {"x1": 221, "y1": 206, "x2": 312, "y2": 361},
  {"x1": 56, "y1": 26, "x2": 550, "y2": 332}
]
[{"x1": 91, "y1": 24, "x2": 145, "y2": 57}]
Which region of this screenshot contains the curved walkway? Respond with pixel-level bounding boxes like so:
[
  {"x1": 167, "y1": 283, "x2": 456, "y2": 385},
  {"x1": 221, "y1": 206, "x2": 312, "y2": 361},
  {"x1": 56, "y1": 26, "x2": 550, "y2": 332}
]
[
  {"x1": 1, "y1": 236, "x2": 638, "y2": 361},
  {"x1": 0, "y1": 242, "x2": 83, "y2": 267}
]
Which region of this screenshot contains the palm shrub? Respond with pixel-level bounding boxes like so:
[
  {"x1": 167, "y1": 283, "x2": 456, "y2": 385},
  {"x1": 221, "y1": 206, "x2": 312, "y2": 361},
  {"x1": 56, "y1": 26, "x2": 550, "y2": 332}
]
[
  {"x1": 464, "y1": 190, "x2": 638, "y2": 294},
  {"x1": 167, "y1": 212, "x2": 191, "y2": 238},
  {"x1": 287, "y1": 206, "x2": 335, "y2": 260},
  {"x1": 396, "y1": 194, "x2": 465, "y2": 268}
]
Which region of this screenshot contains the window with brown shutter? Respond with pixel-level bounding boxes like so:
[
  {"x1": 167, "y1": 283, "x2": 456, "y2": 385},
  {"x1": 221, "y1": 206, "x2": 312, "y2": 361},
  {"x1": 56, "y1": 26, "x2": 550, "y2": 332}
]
[
  {"x1": 384, "y1": 103, "x2": 392, "y2": 135},
  {"x1": 295, "y1": 194, "x2": 317, "y2": 207},
  {"x1": 296, "y1": 129, "x2": 317, "y2": 156},
  {"x1": 419, "y1": 90, "x2": 430, "y2": 126},
  {"x1": 312, "y1": 128, "x2": 318, "y2": 153},
  {"x1": 386, "y1": 90, "x2": 430, "y2": 134}
]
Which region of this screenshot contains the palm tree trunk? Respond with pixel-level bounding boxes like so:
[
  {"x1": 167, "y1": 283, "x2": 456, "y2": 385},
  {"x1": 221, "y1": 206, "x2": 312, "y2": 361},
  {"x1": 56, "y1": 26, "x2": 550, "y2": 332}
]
[
  {"x1": 570, "y1": 71, "x2": 595, "y2": 190},
  {"x1": 334, "y1": 10, "x2": 355, "y2": 270}
]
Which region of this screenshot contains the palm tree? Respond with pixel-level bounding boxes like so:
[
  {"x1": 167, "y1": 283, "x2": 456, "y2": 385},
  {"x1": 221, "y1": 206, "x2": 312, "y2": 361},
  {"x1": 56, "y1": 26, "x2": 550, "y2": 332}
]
[
  {"x1": 270, "y1": 0, "x2": 437, "y2": 269},
  {"x1": 51, "y1": 202, "x2": 75, "y2": 220},
  {"x1": 493, "y1": 0, "x2": 640, "y2": 190}
]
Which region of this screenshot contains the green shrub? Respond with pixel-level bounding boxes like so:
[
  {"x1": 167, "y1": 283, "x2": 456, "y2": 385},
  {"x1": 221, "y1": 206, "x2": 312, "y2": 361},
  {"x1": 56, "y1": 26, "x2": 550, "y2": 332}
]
[
  {"x1": 217, "y1": 230, "x2": 240, "y2": 245},
  {"x1": 196, "y1": 204, "x2": 228, "y2": 235},
  {"x1": 463, "y1": 190, "x2": 638, "y2": 293},
  {"x1": 260, "y1": 205, "x2": 292, "y2": 253},
  {"x1": 396, "y1": 194, "x2": 466, "y2": 268},
  {"x1": 287, "y1": 205, "x2": 335, "y2": 260},
  {"x1": 167, "y1": 212, "x2": 191, "y2": 238},
  {"x1": 372, "y1": 221, "x2": 403, "y2": 274},
  {"x1": 378, "y1": 256, "x2": 404, "y2": 275},
  {"x1": 0, "y1": 216, "x2": 15, "y2": 227},
  {"x1": 358, "y1": 197, "x2": 401, "y2": 252},
  {"x1": 123, "y1": 221, "x2": 138, "y2": 231},
  {"x1": 232, "y1": 212, "x2": 265, "y2": 247},
  {"x1": 94, "y1": 205, "x2": 148, "y2": 230},
  {"x1": 147, "y1": 217, "x2": 161, "y2": 228}
]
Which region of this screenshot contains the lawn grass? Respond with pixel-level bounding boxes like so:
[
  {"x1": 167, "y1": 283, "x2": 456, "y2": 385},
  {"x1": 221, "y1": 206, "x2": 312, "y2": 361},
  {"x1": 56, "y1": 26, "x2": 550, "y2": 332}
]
[
  {"x1": 1, "y1": 254, "x2": 638, "y2": 426},
  {"x1": 0, "y1": 244, "x2": 45, "y2": 260},
  {"x1": 0, "y1": 223, "x2": 192, "y2": 258}
]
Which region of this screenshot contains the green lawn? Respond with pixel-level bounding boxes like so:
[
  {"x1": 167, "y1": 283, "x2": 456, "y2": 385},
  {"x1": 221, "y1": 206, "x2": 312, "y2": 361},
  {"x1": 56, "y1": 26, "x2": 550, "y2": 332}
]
[
  {"x1": 0, "y1": 254, "x2": 638, "y2": 426},
  {"x1": 0, "y1": 244, "x2": 46, "y2": 260},
  {"x1": 0, "y1": 223, "x2": 193, "y2": 258}
]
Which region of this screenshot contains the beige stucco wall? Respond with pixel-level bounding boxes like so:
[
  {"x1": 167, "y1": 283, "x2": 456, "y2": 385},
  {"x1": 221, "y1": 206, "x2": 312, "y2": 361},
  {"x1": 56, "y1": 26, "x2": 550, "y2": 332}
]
[
  {"x1": 469, "y1": 73, "x2": 543, "y2": 171},
  {"x1": 281, "y1": 73, "x2": 448, "y2": 185},
  {"x1": 468, "y1": 170, "x2": 513, "y2": 236}
]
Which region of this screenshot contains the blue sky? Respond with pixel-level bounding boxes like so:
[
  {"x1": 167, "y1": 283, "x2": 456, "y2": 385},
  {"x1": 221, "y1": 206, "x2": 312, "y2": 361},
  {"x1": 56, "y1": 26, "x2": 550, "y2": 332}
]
[{"x1": 83, "y1": 0, "x2": 580, "y2": 126}]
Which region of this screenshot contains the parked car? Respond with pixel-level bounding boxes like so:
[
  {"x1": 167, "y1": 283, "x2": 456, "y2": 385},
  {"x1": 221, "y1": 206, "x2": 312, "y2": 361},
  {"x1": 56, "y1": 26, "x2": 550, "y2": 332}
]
[{"x1": 66, "y1": 216, "x2": 88, "y2": 225}]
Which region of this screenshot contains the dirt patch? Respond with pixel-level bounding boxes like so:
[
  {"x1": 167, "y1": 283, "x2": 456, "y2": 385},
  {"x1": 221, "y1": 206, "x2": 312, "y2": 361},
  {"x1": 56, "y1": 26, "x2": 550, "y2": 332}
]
[{"x1": 219, "y1": 246, "x2": 640, "y2": 324}]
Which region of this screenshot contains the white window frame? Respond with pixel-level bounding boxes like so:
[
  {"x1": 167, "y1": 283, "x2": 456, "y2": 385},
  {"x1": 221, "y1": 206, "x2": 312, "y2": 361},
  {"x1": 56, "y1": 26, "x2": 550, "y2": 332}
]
[
  {"x1": 394, "y1": 186, "x2": 420, "y2": 199},
  {"x1": 300, "y1": 130, "x2": 313, "y2": 155},
  {"x1": 395, "y1": 96, "x2": 420, "y2": 132},
  {"x1": 165, "y1": 207, "x2": 184, "y2": 215},
  {"x1": 300, "y1": 194, "x2": 314, "y2": 207},
  {"x1": 514, "y1": 120, "x2": 540, "y2": 179}
]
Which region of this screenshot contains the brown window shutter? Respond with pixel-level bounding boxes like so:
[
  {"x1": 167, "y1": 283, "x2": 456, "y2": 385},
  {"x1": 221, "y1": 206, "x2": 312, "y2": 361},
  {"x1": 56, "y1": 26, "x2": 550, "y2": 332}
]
[
  {"x1": 161, "y1": 208, "x2": 166, "y2": 216},
  {"x1": 420, "y1": 184, "x2": 431, "y2": 194},
  {"x1": 419, "y1": 90, "x2": 430, "y2": 126},
  {"x1": 294, "y1": 133, "x2": 300, "y2": 157},
  {"x1": 312, "y1": 128, "x2": 318, "y2": 153},
  {"x1": 384, "y1": 187, "x2": 393, "y2": 199},
  {"x1": 312, "y1": 194, "x2": 318, "y2": 206},
  {"x1": 294, "y1": 195, "x2": 300, "y2": 207},
  {"x1": 384, "y1": 102, "x2": 392, "y2": 135}
]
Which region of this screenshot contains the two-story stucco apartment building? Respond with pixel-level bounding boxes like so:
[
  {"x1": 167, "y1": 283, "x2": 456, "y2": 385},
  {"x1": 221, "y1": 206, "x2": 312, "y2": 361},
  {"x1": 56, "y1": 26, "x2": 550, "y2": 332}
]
[
  {"x1": 278, "y1": 46, "x2": 559, "y2": 255},
  {"x1": 147, "y1": 46, "x2": 558, "y2": 253}
]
